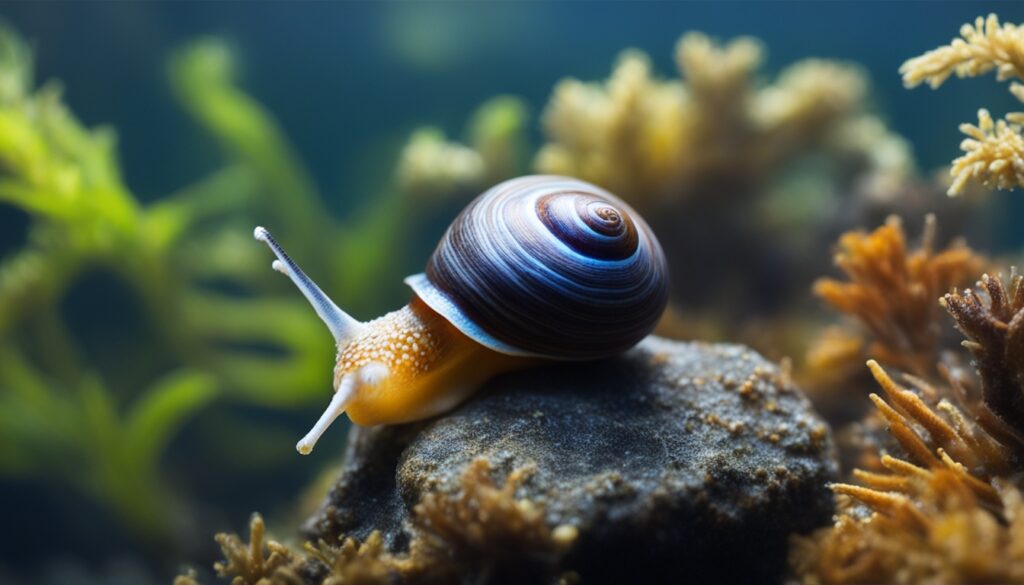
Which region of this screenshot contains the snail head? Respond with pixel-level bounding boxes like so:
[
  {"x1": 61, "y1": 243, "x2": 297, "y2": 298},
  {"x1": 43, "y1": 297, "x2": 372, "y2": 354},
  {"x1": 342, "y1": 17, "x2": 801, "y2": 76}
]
[{"x1": 253, "y1": 227, "x2": 512, "y2": 455}]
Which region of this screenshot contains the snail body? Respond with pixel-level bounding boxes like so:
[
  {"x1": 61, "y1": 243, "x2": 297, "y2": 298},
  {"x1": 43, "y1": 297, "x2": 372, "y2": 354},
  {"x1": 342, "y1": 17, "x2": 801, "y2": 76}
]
[{"x1": 255, "y1": 175, "x2": 668, "y2": 454}]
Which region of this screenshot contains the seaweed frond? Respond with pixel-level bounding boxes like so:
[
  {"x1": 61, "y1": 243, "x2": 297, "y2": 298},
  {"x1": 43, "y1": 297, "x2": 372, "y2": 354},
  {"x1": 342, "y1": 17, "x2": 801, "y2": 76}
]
[
  {"x1": 396, "y1": 96, "x2": 529, "y2": 203},
  {"x1": 812, "y1": 215, "x2": 984, "y2": 377},
  {"x1": 942, "y1": 271, "x2": 1024, "y2": 436}
]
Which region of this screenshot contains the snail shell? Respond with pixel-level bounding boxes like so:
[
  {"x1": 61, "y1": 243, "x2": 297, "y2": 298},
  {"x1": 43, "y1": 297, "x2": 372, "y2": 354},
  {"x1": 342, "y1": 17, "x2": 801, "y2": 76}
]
[{"x1": 406, "y1": 175, "x2": 669, "y2": 360}]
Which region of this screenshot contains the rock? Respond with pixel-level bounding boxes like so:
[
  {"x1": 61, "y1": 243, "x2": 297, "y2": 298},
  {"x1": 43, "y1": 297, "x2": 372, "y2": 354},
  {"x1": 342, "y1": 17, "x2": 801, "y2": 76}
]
[{"x1": 302, "y1": 337, "x2": 837, "y2": 584}]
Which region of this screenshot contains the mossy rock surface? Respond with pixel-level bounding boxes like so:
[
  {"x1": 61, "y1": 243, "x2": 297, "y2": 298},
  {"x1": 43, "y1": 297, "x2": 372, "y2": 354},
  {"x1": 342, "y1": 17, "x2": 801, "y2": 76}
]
[{"x1": 303, "y1": 336, "x2": 837, "y2": 583}]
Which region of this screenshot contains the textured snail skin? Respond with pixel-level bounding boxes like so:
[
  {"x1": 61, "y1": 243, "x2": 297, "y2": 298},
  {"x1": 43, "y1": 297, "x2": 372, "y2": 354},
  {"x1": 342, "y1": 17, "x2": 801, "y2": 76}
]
[
  {"x1": 408, "y1": 175, "x2": 669, "y2": 359},
  {"x1": 333, "y1": 298, "x2": 534, "y2": 426}
]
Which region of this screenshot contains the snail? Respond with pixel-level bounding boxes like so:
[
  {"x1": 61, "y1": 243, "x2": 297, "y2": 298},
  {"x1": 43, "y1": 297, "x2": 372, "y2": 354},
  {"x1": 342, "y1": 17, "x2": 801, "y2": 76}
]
[{"x1": 255, "y1": 175, "x2": 668, "y2": 454}]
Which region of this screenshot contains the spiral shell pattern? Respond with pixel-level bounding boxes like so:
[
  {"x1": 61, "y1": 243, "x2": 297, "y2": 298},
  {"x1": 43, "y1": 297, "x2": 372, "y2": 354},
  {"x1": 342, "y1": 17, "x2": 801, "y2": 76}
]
[{"x1": 405, "y1": 175, "x2": 668, "y2": 359}]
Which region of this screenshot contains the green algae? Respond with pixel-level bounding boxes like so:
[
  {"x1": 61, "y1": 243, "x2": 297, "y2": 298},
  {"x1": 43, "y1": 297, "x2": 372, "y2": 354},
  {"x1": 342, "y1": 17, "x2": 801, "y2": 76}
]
[{"x1": 0, "y1": 24, "x2": 529, "y2": 546}]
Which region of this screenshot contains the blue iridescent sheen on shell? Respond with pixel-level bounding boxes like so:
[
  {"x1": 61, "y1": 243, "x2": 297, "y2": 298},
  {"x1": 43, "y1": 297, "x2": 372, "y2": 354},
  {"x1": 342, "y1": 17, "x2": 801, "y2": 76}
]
[{"x1": 406, "y1": 175, "x2": 669, "y2": 360}]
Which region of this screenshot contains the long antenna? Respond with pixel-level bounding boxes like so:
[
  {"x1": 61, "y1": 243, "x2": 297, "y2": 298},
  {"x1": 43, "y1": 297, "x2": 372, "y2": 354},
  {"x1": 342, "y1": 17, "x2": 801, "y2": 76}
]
[
  {"x1": 296, "y1": 374, "x2": 357, "y2": 454},
  {"x1": 254, "y1": 226, "x2": 361, "y2": 343}
]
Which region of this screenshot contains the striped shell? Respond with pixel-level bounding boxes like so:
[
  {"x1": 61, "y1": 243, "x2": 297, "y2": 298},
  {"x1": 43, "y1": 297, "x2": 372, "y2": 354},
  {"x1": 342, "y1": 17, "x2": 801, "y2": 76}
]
[{"x1": 405, "y1": 175, "x2": 668, "y2": 360}]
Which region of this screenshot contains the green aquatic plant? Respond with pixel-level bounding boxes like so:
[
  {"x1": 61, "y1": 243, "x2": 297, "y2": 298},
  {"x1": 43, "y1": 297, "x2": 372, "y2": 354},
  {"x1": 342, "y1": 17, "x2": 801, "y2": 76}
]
[
  {"x1": 0, "y1": 24, "x2": 530, "y2": 546},
  {"x1": 0, "y1": 344, "x2": 216, "y2": 538},
  {"x1": 0, "y1": 23, "x2": 226, "y2": 539}
]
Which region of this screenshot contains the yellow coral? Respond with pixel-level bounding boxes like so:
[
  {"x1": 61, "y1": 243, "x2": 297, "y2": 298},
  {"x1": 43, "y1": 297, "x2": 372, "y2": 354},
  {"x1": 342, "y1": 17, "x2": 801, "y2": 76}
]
[
  {"x1": 537, "y1": 31, "x2": 900, "y2": 207},
  {"x1": 949, "y1": 102, "x2": 1024, "y2": 195},
  {"x1": 757, "y1": 59, "x2": 868, "y2": 148},
  {"x1": 900, "y1": 14, "x2": 1024, "y2": 90},
  {"x1": 901, "y1": 14, "x2": 1024, "y2": 196},
  {"x1": 535, "y1": 50, "x2": 687, "y2": 200},
  {"x1": 676, "y1": 32, "x2": 762, "y2": 102},
  {"x1": 673, "y1": 33, "x2": 763, "y2": 188}
]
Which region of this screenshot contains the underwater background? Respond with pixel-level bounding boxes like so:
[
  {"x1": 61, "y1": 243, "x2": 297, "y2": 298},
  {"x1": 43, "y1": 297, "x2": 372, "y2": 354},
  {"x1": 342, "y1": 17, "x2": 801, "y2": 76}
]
[{"x1": 4, "y1": 2, "x2": 1024, "y2": 584}]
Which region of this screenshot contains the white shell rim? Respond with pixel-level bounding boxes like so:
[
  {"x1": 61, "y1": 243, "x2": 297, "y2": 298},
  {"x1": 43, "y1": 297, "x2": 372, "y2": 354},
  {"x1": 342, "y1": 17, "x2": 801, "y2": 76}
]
[{"x1": 405, "y1": 272, "x2": 547, "y2": 358}]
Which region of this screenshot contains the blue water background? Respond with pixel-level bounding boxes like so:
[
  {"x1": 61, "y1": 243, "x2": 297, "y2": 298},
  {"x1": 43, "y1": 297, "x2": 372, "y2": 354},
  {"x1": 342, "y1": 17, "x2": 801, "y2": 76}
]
[{"x1": 5, "y1": 2, "x2": 1024, "y2": 221}]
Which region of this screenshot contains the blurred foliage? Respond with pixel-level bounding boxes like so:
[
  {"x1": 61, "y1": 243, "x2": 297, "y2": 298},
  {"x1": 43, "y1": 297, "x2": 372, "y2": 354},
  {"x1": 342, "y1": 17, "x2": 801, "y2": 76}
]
[{"x1": 0, "y1": 22, "x2": 529, "y2": 555}]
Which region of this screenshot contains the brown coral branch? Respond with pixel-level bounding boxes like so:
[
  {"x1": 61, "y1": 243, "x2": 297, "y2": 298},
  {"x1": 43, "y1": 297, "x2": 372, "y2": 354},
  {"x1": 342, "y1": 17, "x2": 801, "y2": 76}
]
[
  {"x1": 208, "y1": 514, "x2": 303, "y2": 585},
  {"x1": 813, "y1": 215, "x2": 984, "y2": 378},
  {"x1": 304, "y1": 532, "x2": 396, "y2": 585},
  {"x1": 793, "y1": 258, "x2": 1024, "y2": 583},
  {"x1": 182, "y1": 459, "x2": 578, "y2": 585},
  {"x1": 793, "y1": 473, "x2": 1024, "y2": 584},
  {"x1": 831, "y1": 482, "x2": 930, "y2": 531},
  {"x1": 942, "y1": 271, "x2": 1024, "y2": 436},
  {"x1": 867, "y1": 360, "x2": 1012, "y2": 483},
  {"x1": 410, "y1": 458, "x2": 578, "y2": 581}
]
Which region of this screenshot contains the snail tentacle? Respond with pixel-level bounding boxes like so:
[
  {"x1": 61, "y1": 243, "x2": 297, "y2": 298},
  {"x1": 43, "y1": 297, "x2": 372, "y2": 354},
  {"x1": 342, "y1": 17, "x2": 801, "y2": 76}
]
[
  {"x1": 254, "y1": 226, "x2": 362, "y2": 343},
  {"x1": 296, "y1": 373, "x2": 357, "y2": 455}
]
